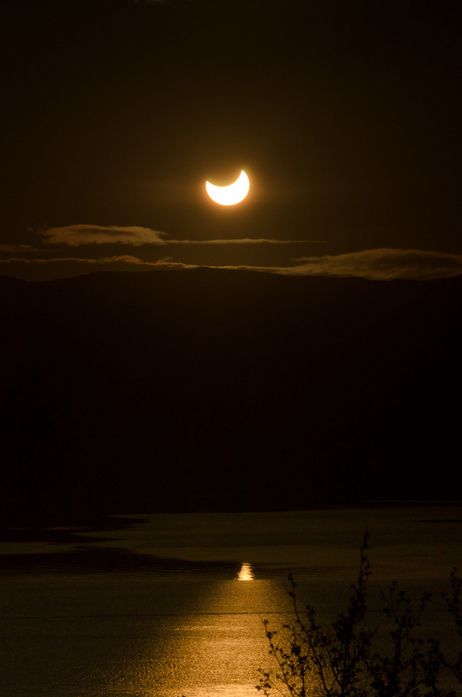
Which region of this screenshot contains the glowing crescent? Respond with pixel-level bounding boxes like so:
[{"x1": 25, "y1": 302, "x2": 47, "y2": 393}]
[{"x1": 205, "y1": 170, "x2": 250, "y2": 206}]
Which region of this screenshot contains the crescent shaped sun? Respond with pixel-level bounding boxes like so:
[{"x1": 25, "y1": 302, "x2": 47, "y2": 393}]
[{"x1": 205, "y1": 170, "x2": 250, "y2": 206}]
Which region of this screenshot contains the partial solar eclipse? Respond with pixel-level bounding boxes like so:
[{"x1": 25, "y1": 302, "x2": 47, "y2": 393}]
[{"x1": 205, "y1": 169, "x2": 250, "y2": 206}]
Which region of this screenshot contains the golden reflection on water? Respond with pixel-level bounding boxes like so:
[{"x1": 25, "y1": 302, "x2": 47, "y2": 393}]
[
  {"x1": 115, "y1": 575, "x2": 290, "y2": 697},
  {"x1": 237, "y1": 562, "x2": 254, "y2": 581}
]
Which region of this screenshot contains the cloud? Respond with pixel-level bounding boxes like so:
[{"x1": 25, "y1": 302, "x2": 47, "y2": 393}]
[
  {"x1": 162, "y1": 248, "x2": 462, "y2": 280},
  {"x1": 41, "y1": 224, "x2": 317, "y2": 248},
  {"x1": 2, "y1": 248, "x2": 462, "y2": 282},
  {"x1": 281, "y1": 248, "x2": 462, "y2": 281},
  {"x1": 42, "y1": 225, "x2": 167, "y2": 247},
  {"x1": 0, "y1": 255, "x2": 199, "y2": 279},
  {"x1": 0, "y1": 243, "x2": 35, "y2": 253},
  {"x1": 167, "y1": 238, "x2": 315, "y2": 246},
  {"x1": 0, "y1": 255, "x2": 180, "y2": 268}
]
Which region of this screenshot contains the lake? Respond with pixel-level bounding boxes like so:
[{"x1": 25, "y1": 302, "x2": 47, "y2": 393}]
[{"x1": 1, "y1": 507, "x2": 461, "y2": 696}]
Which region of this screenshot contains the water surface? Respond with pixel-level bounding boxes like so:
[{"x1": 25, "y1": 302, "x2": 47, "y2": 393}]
[{"x1": 1, "y1": 507, "x2": 461, "y2": 696}]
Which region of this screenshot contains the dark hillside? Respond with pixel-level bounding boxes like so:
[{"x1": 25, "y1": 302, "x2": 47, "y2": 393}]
[{"x1": 1, "y1": 270, "x2": 461, "y2": 523}]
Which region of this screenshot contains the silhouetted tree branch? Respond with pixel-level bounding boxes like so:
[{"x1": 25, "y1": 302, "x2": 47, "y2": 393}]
[{"x1": 259, "y1": 536, "x2": 462, "y2": 697}]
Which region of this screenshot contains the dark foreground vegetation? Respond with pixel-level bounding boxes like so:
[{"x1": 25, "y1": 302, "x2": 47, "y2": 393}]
[{"x1": 259, "y1": 536, "x2": 462, "y2": 697}]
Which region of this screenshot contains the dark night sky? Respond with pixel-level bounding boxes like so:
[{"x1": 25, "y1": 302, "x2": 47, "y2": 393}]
[{"x1": 0, "y1": 0, "x2": 460, "y2": 279}]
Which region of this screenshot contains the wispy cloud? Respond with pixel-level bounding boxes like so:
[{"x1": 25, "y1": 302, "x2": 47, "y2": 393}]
[
  {"x1": 42, "y1": 225, "x2": 166, "y2": 247},
  {"x1": 40, "y1": 224, "x2": 317, "y2": 247},
  {"x1": 281, "y1": 248, "x2": 462, "y2": 280},
  {"x1": 0, "y1": 243, "x2": 35, "y2": 253},
  {"x1": 0, "y1": 255, "x2": 198, "y2": 281},
  {"x1": 167, "y1": 238, "x2": 314, "y2": 246},
  {"x1": 0, "y1": 255, "x2": 180, "y2": 267}
]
